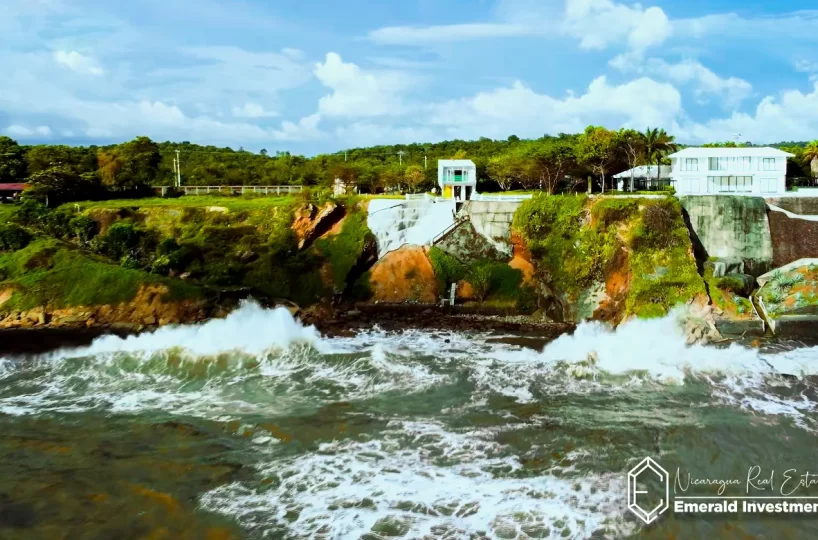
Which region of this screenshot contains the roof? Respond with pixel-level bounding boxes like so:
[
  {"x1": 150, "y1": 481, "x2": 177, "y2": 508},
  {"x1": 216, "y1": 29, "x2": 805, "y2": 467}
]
[
  {"x1": 613, "y1": 165, "x2": 671, "y2": 178},
  {"x1": 0, "y1": 183, "x2": 27, "y2": 190},
  {"x1": 438, "y1": 159, "x2": 475, "y2": 167},
  {"x1": 668, "y1": 147, "x2": 794, "y2": 158}
]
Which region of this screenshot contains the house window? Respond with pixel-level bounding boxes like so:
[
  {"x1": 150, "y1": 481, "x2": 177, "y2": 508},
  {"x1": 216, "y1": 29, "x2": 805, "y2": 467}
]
[
  {"x1": 685, "y1": 158, "x2": 698, "y2": 171},
  {"x1": 708, "y1": 176, "x2": 753, "y2": 193},
  {"x1": 708, "y1": 157, "x2": 728, "y2": 171},
  {"x1": 762, "y1": 158, "x2": 776, "y2": 171},
  {"x1": 740, "y1": 157, "x2": 751, "y2": 171}
]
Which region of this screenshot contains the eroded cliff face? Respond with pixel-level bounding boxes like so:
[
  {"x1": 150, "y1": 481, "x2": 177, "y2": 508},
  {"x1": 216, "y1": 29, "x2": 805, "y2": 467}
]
[
  {"x1": 513, "y1": 196, "x2": 707, "y2": 324},
  {"x1": 0, "y1": 284, "x2": 210, "y2": 330}
]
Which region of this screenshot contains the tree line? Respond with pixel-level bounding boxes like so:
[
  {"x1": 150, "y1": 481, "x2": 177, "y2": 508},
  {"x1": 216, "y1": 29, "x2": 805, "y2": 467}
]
[{"x1": 1, "y1": 129, "x2": 817, "y2": 205}]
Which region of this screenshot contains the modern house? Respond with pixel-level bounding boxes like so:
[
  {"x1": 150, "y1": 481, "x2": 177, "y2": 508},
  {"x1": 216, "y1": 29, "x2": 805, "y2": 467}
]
[
  {"x1": 668, "y1": 147, "x2": 793, "y2": 195},
  {"x1": 438, "y1": 160, "x2": 477, "y2": 201},
  {"x1": 615, "y1": 165, "x2": 672, "y2": 192}
]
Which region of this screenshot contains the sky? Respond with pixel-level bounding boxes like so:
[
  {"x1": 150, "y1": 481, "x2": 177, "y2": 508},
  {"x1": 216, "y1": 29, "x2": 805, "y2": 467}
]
[{"x1": 2, "y1": 0, "x2": 818, "y2": 155}]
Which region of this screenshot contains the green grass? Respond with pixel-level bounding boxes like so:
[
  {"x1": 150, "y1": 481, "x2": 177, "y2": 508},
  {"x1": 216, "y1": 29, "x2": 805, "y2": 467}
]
[
  {"x1": 0, "y1": 204, "x2": 20, "y2": 224},
  {"x1": 72, "y1": 195, "x2": 296, "y2": 212},
  {"x1": 0, "y1": 238, "x2": 203, "y2": 312}
]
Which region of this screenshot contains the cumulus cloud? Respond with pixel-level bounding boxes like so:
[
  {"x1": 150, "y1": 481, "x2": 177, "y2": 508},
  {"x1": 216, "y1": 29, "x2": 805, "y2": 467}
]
[
  {"x1": 563, "y1": 0, "x2": 671, "y2": 51},
  {"x1": 681, "y1": 82, "x2": 818, "y2": 143},
  {"x1": 611, "y1": 55, "x2": 752, "y2": 107},
  {"x1": 427, "y1": 75, "x2": 682, "y2": 140},
  {"x1": 314, "y1": 53, "x2": 420, "y2": 118},
  {"x1": 53, "y1": 50, "x2": 104, "y2": 75}
]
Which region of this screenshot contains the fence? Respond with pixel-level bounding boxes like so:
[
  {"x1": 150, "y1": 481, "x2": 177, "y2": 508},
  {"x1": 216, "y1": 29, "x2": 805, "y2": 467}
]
[{"x1": 153, "y1": 185, "x2": 304, "y2": 196}]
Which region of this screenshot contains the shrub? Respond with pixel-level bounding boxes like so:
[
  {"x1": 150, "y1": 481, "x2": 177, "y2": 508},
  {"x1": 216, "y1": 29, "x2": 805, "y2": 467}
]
[
  {"x1": 630, "y1": 199, "x2": 685, "y2": 250},
  {"x1": 69, "y1": 215, "x2": 98, "y2": 243},
  {"x1": 428, "y1": 246, "x2": 466, "y2": 293},
  {"x1": 41, "y1": 208, "x2": 74, "y2": 238},
  {"x1": 0, "y1": 224, "x2": 32, "y2": 252},
  {"x1": 467, "y1": 264, "x2": 493, "y2": 301},
  {"x1": 94, "y1": 221, "x2": 142, "y2": 260},
  {"x1": 591, "y1": 198, "x2": 639, "y2": 229}
]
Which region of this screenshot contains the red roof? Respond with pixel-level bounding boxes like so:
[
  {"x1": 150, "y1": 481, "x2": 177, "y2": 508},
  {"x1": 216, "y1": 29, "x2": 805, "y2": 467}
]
[{"x1": 0, "y1": 184, "x2": 28, "y2": 190}]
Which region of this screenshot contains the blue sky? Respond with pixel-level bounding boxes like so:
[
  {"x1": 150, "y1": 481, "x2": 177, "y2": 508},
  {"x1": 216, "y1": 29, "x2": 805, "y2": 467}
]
[{"x1": 2, "y1": 0, "x2": 818, "y2": 154}]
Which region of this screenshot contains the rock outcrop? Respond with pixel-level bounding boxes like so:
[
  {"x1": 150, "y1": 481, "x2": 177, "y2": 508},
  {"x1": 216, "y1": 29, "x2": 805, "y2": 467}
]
[{"x1": 291, "y1": 202, "x2": 345, "y2": 250}]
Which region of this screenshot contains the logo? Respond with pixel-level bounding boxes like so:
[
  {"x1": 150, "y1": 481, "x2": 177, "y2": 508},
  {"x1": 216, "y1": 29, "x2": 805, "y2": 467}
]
[{"x1": 628, "y1": 457, "x2": 670, "y2": 524}]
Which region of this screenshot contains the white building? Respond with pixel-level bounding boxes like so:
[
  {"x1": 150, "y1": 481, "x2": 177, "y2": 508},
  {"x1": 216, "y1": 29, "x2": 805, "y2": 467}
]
[
  {"x1": 615, "y1": 165, "x2": 672, "y2": 192},
  {"x1": 438, "y1": 159, "x2": 477, "y2": 201},
  {"x1": 668, "y1": 147, "x2": 794, "y2": 195}
]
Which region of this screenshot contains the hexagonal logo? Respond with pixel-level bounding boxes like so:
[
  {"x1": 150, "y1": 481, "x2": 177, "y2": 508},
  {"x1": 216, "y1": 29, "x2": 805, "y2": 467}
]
[{"x1": 627, "y1": 457, "x2": 670, "y2": 524}]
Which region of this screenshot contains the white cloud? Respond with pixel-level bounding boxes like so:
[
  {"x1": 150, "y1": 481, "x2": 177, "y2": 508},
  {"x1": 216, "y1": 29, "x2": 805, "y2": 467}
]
[
  {"x1": 563, "y1": 0, "x2": 671, "y2": 51},
  {"x1": 53, "y1": 50, "x2": 104, "y2": 75},
  {"x1": 795, "y1": 59, "x2": 818, "y2": 81},
  {"x1": 231, "y1": 103, "x2": 278, "y2": 118},
  {"x1": 4, "y1": 125, "x2": 52, "y2": 138},
  {"x1": 368, "y1": 23, "x2": 535, "y2": 45},
  {"x1": 680, "y1": 82, "x2": 818, "y2": 143},
  {"x1": 367, "y1": 0, "x2": 671, "y2": 53},
  {"x1": 427, "y1": 76, "x2": 682, "y2": 140},
  {"x1": 314, "y1": 53, "x2": 419, "y2": 118},
  {"x1": 611, "y1": 55, "x2": 752, "y2": 107}
]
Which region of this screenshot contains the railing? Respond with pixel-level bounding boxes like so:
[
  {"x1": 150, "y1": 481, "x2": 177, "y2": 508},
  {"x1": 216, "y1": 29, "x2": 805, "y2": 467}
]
[
  {"x1": 470, "y1": 193, "x2": 534, "y2": 202},
  {"x1": 432, "y1": 216, "x2": 469, "y2": 245},
  {"x1": 153, "y1": 185, "x2": 303, "y2": 196}
]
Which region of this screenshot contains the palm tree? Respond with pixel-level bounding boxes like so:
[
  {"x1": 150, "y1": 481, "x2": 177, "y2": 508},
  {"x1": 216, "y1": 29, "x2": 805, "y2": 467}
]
[
  {"x1": 804, "y1": 141, "x2": 818, "y2": 185},
  {"x1": 642, "y1": 127, "x2": 679, "y2": 188}
]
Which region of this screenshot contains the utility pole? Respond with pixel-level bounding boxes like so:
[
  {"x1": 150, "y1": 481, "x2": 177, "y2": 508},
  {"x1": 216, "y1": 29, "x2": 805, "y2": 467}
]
[
  {"x1": 424, "y1": 154, "x2": 428, "y2": 170},
  {"x1": 175, "y1": 150, "x2": 182, "y2": 188},
  {"x1": 397, "y1": 150, "x2": 406, "y2": 166},
  {"x1": 345, "y1": 151, "x2": 348, "y2": 162}
]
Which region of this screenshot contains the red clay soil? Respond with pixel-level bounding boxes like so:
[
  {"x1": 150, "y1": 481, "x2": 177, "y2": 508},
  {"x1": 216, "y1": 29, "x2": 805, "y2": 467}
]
[
  {"x1": 593, "y1": 246, "x2": 631, "y2": 323},
  {"x1": 509, "y1": 232, "x2": 536, "y2": 285},
  {"x1": 368, "y1": 245, "x2": 438, "y2": 303}
]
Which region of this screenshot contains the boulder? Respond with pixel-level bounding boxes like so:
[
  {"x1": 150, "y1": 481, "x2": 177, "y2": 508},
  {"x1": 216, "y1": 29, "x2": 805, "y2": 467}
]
[
  {"x1": 704, "y1": 257, "x2": 745, "y2": 278},
  {"x1": 368, "y1": 245, "x2": 438, "y2": 304},
  {"x1": 292, "y1": 202, "x2": 344, "y2": 250}
]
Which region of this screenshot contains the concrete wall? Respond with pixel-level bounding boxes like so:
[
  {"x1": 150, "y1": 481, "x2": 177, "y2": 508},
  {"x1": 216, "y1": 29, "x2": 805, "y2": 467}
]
[
  {"x1": 766, "y1": 197, "x2": 818, "y2": 215},
  {"x1": 679, "y1": 195, "x2": 773, "y2": 276},
  {"x1": 767, "y1": 206, "x2": 818, "y2": 268},
  {"x1": 368, "y1": 198, "x2": 456, "y2": 257},
  {"x1": 460, "y1": 200, "x2": 524, "y2": 257}
]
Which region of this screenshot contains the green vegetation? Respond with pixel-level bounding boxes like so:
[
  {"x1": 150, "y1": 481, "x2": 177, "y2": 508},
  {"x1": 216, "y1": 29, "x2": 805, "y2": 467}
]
[
  {"x1": 428, "y1": 246, "x2": 466, "y2": 293},
  {"x1": 312, "y1": 207, "x2": 374, "y2": 290},
  {"x1": 758, "y1": 265, "x2": 818, "y2": 318},
  {"x1": 0, "y1": 238, "x2": 202, "y2": 312},
  {"x1": 0, "y1": 224, "x2": 32, "y2": 252},
  {"x1": 515, "y1": 194, "x2": 705, "y2": 319},
  {"x1": 76, "y1": 195, "x2": 296, "y2": 211}
]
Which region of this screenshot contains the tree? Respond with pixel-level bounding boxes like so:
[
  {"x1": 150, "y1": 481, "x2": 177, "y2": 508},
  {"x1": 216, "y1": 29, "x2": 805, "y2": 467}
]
[
  {"x1": 519, "y1": 139, "x2": 576, "y2": 194},
  {"x1": 404, "y1": 165, "x2": 425, "y2": 193},
  {"x1": 576, "y1": 126, "x2": 618, "y2": 193},
  {"x1": 642, "y1": 127, "x2": 678, "y2": 186},
  {"x1": 803, "y1": 141, "x2": 818, "y2": 183},
  {"x1": 113, "y1": 136, "x2": 161, "y2": 189},
  {"x1": 0, "y1": 137, "x2": 27, "y2": 183},
  {"x1": 97, "y1": 148, "x2": 122, "y2": 188},
  {"x1": 486, "y1": 153, "x2": 522, "y2": 191},
  {"x1": 618, "y1": 129, "x2": 646, "y2": 192},
  {"x1": 260, "y1": 148, "x2": 268, "y2": 156},
  {"x1": 24, "y1": 166, "x2": 98, "y2": 207},
  {"x1": 452, "y1": 149, "x2": 468, "y2": 159}
]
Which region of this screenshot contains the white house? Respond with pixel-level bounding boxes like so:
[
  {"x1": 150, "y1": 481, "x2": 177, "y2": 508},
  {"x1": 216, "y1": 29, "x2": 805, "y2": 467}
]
[
  {"x1": 668, "y1": 147, "x2": 794, "y2": 195},
  {"x1": 438, "y1": 159, "x2": 477, "y2": 201},
  {"x1": 615, "y1": 165, "x2": 672, "y2": 192}
]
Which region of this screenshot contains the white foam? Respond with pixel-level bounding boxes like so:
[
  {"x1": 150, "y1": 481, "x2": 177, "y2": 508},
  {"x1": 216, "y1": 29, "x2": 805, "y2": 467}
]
[
  {"x1": 200, "y1": 420, "x2": 634, "y2": 539},
  {"x1": 64, "y1": 301, "x2": 324, "y2": 358}
]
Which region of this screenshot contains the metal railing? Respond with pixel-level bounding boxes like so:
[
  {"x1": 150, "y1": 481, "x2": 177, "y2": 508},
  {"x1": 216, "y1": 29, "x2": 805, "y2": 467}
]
[
  {"x1": 153, "y1": 185, "x2": 304, "y2": 196},
  {"x1": 470, "y1": 193, "x2": 534, "y2": 202}
]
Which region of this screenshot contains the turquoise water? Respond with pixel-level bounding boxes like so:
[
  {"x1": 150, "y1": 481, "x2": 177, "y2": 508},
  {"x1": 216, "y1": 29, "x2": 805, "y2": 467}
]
[{"x1": 1, "y1": 303, "x2": 818, "y2": 539}]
